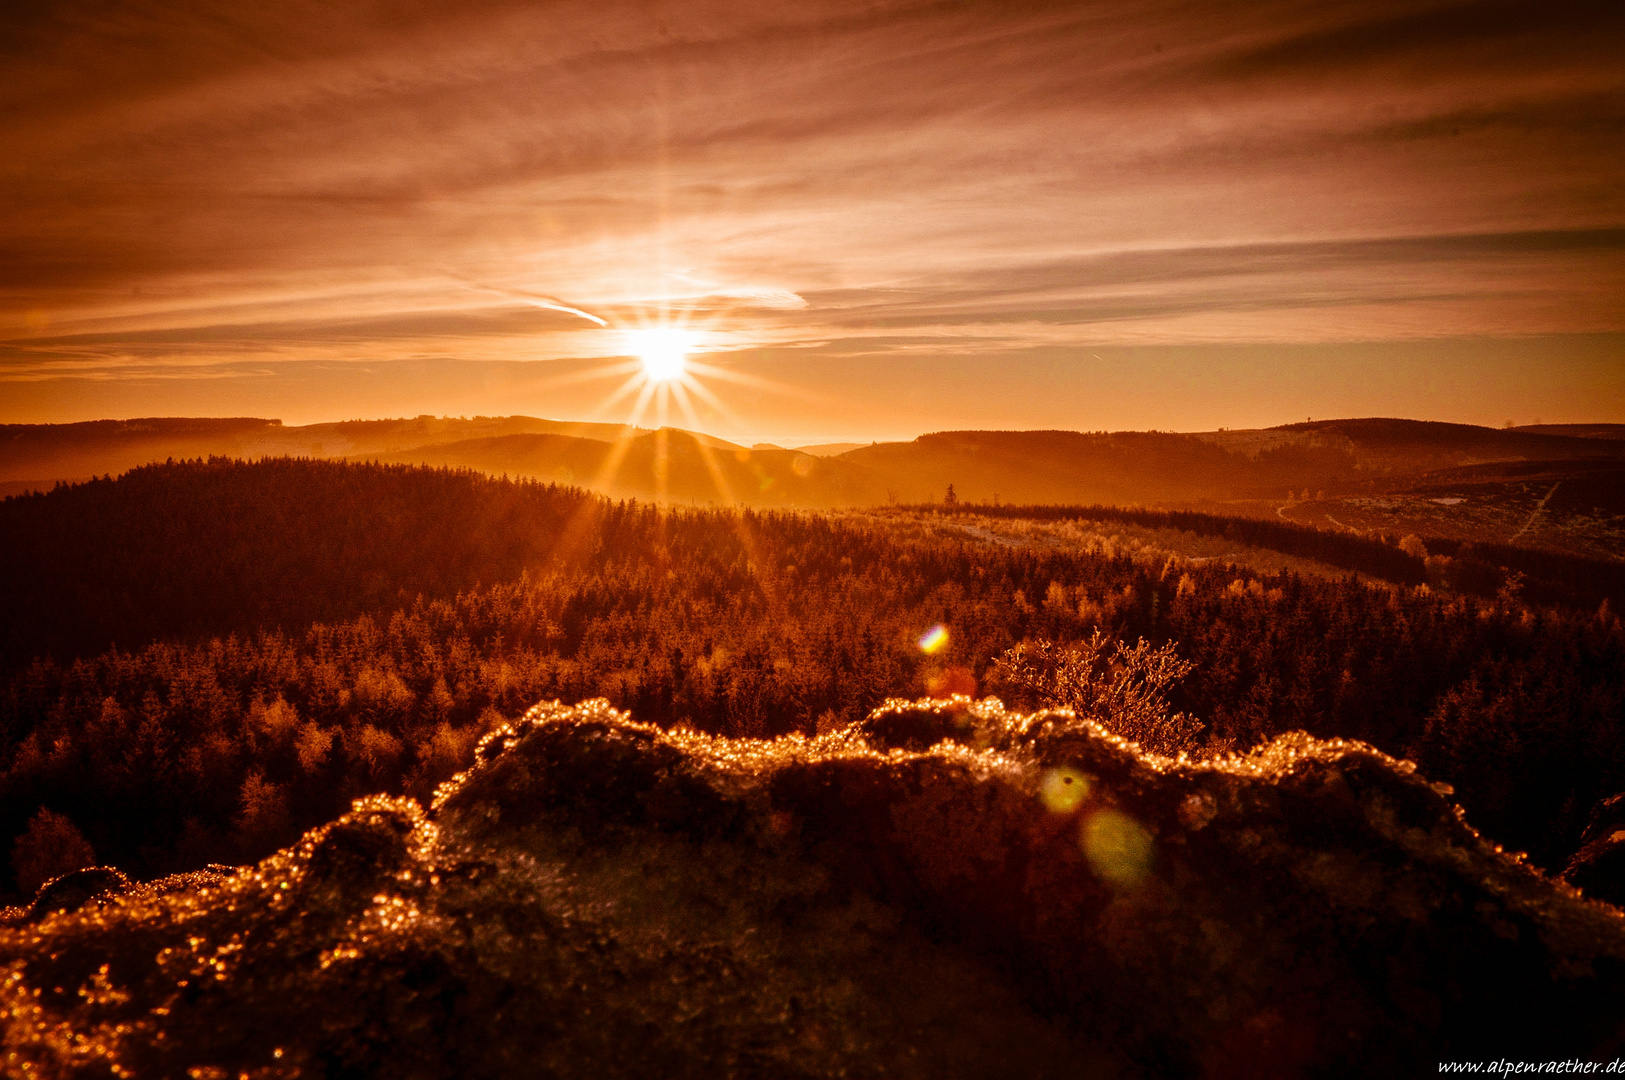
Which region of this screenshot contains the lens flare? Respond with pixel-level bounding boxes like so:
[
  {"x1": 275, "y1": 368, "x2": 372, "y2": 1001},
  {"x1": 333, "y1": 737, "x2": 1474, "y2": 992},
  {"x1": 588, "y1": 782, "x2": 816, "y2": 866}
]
[
  {"x1": 1081, "y1": 809, "x2": 1154, "y2": 889},
  {"x1": 918, "y1": 625, "x2": 948, "y2": 653},
  {"x1": 1039, "y1": 767, "x2": 1090, "y2": 814}
]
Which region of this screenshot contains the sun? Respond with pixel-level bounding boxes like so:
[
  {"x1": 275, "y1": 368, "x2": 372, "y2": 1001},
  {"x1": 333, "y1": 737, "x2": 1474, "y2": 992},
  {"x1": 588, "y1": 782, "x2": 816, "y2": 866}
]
[{"x1": 626, "y1": 328, "x2": 695, "y2": 383}]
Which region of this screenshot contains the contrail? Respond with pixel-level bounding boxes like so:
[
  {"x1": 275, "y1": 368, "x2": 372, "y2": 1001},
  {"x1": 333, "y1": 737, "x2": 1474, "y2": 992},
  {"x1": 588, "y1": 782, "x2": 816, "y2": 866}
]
[{"x1": 460, "y1": 283, "x2": 608, "y2": 327}]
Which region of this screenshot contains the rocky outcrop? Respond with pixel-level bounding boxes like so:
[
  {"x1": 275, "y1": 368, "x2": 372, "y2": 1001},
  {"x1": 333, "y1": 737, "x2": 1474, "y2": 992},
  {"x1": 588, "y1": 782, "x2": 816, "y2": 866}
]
[
  {"x1": 1564, "y1": 792, "x2": 1625, "y2": 907},
  {"x1": 3, "y1": 697, "x2": 1624, "y2": 1078}
]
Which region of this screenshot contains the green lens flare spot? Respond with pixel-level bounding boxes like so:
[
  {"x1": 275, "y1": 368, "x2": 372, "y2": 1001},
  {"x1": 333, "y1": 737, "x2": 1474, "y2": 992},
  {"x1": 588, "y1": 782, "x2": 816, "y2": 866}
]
[{"x1": 1081, "y1": 809, "x2": 1154, "y2": 889}]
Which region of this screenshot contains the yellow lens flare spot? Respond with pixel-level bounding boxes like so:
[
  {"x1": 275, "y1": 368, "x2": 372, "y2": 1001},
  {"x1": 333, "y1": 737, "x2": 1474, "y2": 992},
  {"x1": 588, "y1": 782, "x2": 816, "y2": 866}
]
[
  {"x1": 918, "y1": 624, "x2": 949, "y2": 653},
  {"x1": 626, "y1": 328, "x2": 695, "y2": 383},
  {"x1": 1081, "y1": 809, "x2": 1155, "y2": 889},
  {"x1": 1039, "y1": 767, "x2": 1090, "y2": 814}
]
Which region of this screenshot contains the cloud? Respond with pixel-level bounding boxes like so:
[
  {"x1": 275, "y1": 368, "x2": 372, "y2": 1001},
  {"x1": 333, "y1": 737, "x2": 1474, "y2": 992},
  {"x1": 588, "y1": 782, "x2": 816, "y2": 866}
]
[
  {"x1": 0, "y1": 0, "x2": 1619, "y2": 424},
  {"x1": 460, "y1": 285, "x2": 608, "y2": 327}
]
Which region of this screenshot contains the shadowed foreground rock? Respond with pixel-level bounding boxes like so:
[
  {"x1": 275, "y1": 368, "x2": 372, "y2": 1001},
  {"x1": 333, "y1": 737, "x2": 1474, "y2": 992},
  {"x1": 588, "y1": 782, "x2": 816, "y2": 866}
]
[
  {"x1": 1564, "y1": 792, "x2": 1625, "y2": 908},
  {"x1": 4, "y1": 697, "x2": 1625, "y2": 1077}
]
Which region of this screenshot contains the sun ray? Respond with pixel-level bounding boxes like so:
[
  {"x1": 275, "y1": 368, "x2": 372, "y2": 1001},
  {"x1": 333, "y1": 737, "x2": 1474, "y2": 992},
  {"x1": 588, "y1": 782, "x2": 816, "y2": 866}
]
[
  {"x1": 682, "y1": 359, "x2": 843, "y2": 412},
  {"x1": 666, "y1": 380, "x2": 697, "y2": 424},
  {"x1": 653, "y1": 424, "x2": 669, "y2": 505},
  {"x1": 666, "y1": 386, "x2": 750, "y2": 510},
  {"x1": 692, "y1": 433, "x2": 743, "y2": 508},
  {"x1": 517, "y1": 358, "x2": 646, "y2": 398},
  {"x1": 670, "y1": 376, "x2": 751, "y2": 437},
  {"x1": 623, "y1": 379, "x2": 660, "y2": 432},
  {"x1": 586, "y1": 421, "x2": 644, "y2": 498},
  {"x1": 598, "y1": 371, "x2": 655, "y2": 415}
]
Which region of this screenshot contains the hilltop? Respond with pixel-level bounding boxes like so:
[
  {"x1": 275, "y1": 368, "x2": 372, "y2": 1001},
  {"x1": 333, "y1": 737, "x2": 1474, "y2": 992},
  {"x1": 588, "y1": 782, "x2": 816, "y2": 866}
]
[{"x1": 6, "y1": 697, "x2": 1625, "y2": 1076}]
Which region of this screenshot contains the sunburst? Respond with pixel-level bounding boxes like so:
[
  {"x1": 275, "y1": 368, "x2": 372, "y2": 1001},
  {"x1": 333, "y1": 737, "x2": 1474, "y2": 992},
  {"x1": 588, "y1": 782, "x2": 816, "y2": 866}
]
[
  {"x1": 627, "y1": 328, "x2": 694, "y2": 383},
  {"x1": 596, "y1": 311, "x2": 743, "y2": 437},
  {"x1": 486, "y1": 287, "x2": 837, "y2": 514}
]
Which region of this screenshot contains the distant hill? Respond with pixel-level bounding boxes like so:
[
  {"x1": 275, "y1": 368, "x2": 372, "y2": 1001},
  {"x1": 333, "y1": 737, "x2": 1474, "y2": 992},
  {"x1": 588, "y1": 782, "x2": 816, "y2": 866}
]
[
  {"x1": 0, "y1": 417, "x2": 283, "y2": 494},
  {"x1": 794, "y1": 442, "x2": 867, "y2": 457},
  {"x1": 366, "y1": 428, "x2": 891, "y2": 507},
  {"x1": 0, "y1": 415, "x2": 661, "y2": 493},
  {"x1": 835, "y1": 420, "x2": 1623, "y2": 505},
  {"x1": 1512, "y1": 423, "x2": 1625, "y2": 441},
  {"x1": 1197, "y1": 418, "x2": 1625, "y2": 473},
  {"x1": 841, "y1": 430, "x2": 1272, "y2": 504},
  {"x1": 6, "y1": 416, "x2": 1622, "y2": 543}
]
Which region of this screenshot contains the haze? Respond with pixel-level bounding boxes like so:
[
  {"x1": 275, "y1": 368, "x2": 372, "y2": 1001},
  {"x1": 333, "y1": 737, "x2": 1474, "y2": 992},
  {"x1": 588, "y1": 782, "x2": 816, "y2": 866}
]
[{"x1": 2, "y1": 0, "x2": 1621, "y2": 443}]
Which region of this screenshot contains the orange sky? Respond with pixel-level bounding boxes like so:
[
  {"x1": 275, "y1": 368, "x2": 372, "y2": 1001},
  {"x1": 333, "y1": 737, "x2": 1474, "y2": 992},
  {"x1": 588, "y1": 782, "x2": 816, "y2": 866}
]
[{"x1": 2, "y1": 0, "x2": 1621, "y2": 443}]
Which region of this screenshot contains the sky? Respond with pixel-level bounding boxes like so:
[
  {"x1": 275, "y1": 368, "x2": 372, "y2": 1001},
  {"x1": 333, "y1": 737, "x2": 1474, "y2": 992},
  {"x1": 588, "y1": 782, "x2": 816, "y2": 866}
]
[{"x1": 1, "y1": 0, "x2": 1621, "y2": 444}]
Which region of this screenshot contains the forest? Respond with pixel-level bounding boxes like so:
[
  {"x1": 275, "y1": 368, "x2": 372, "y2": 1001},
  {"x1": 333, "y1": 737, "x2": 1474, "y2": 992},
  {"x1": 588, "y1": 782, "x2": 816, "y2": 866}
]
[
  {"x1": 1, "y1": 457, "x2": 1622, "y2": 899},
  {"x1": 964, "y1": 501, "x2": 1625, "y2": 610}
]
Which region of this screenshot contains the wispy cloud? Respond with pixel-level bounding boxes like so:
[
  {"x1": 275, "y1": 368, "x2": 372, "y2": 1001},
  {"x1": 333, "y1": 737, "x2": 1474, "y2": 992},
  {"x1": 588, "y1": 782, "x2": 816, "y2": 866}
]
[{"x1": 459, "y1": 285, "x2": 608, "y2": 327}]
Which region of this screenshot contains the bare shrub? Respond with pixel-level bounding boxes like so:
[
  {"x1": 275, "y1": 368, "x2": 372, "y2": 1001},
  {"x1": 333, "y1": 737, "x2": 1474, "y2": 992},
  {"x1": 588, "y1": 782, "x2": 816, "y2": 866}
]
[
  {"x1": 991, "y1": 632, "x2": 1204, "y2": 755},
  {"x1": 233, "y1": 771, "x2": 292, "y2": 852},
  {"x1": 11, "y1": 808, "x2": 97, "y2": 895}
]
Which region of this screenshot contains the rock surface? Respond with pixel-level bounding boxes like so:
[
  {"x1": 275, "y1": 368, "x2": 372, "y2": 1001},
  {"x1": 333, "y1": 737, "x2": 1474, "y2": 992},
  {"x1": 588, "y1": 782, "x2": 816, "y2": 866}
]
[
  {"x1": 1564, "y1": 792, "x2": 1625, "y2": 908},
  {"x1": 3, "y1": 696, "x2": 1624, "y2": 1077}
]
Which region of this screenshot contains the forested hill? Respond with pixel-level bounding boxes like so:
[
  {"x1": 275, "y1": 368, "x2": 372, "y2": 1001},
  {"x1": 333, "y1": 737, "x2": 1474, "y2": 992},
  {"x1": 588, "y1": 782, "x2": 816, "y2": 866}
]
[
  {"x1": 1206, "y1": 417, "x2": 1625, "y2": 470},
  {"x1": 364, "y1": 429, "x2": 895, "y2": 507},
  {"x1": 1, "y1": 459, "x2": 1621, "y2": 897},
  {"x1": 0, "y1": 459, "x2": 595, "y2": 672},
  {"x1": 843, "y1": 420, "x2": 1625, "y2": 503},
  {"x1": 0, "y1": 415, "x2": 654, "y2": 495}
]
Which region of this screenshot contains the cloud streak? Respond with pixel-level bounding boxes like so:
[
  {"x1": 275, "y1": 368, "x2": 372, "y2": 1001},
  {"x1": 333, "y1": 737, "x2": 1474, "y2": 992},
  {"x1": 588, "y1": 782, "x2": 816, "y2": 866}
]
[{"x1": 461, "y1": 285, "x2": 608, "y2": 328}]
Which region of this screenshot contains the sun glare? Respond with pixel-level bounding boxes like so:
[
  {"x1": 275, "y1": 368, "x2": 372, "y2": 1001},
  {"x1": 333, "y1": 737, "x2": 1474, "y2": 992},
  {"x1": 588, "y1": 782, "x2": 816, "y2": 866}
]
[
  {"x1": 543, "y1": 311, "x2": 806, "y2": 509},
  {"x1": 628, "y1": 328, "x2": 694, "y2": 383}
]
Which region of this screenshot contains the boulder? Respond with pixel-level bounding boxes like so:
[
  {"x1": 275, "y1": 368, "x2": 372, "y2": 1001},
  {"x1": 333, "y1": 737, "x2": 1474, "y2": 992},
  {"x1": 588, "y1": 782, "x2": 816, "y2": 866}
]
[
  {"x1": 22, "y1": 865, "x2": 130, "y2": 923},
  {"x1": 1563, "y1": 792, "x2": 1625, "y2": 906}
]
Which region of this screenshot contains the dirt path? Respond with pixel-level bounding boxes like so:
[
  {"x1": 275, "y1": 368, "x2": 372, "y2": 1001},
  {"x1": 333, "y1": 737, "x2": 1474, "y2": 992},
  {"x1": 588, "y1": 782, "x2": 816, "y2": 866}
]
[{"x1": 1509, "y1": 482, "x2": 1561, "y2": 544}]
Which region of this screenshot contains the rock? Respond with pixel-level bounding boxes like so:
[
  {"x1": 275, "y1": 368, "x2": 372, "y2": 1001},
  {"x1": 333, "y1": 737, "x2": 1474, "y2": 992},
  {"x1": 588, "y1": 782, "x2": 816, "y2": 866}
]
[
  {"x1": 1563, "y1": 792, "x2": 1625, "y2": 906},
  {"x1": 22, "y1": 865, "x2": 130, "y2": 923},
  {"x1": 1, "y1": 696, "x2": 1623, "y2": 1078}
]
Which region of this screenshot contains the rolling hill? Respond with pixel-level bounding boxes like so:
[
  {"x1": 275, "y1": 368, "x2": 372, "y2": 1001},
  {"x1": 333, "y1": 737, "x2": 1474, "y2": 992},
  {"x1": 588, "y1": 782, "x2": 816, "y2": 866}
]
[
  {"x1": 0, "y1": 415, "x2": 655, "y2": 496},
  {"x1": 362, "y1": 428, "x2": 893, "y2": 507},
  {"x1": 6, "y1": 415, "x2": 1622, "y2": 555}
]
